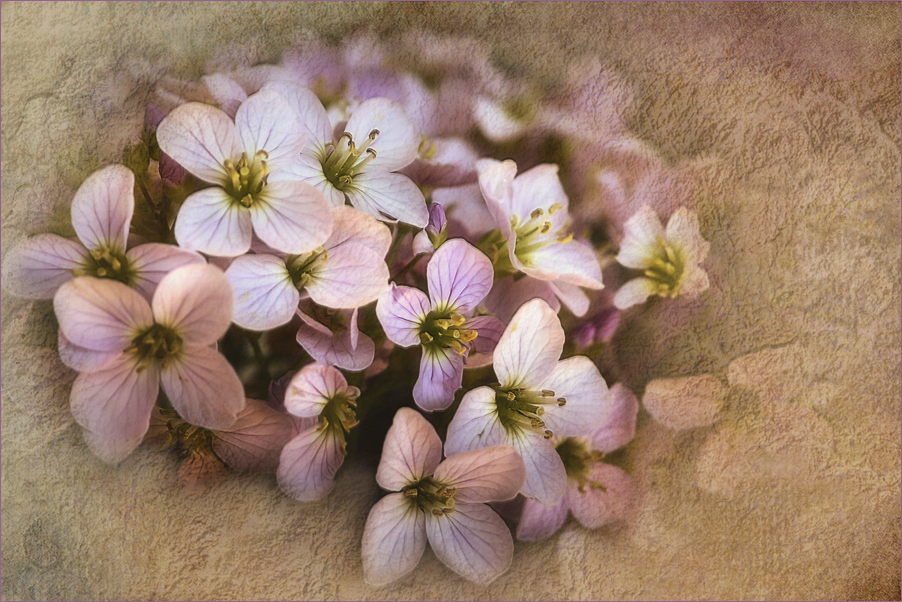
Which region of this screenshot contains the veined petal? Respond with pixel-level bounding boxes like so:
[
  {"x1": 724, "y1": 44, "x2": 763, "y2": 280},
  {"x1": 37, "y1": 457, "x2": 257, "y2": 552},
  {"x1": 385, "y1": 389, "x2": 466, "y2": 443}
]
[
  {"x1": 509, "y1": 163, "x2": 569, "y2": 225},
  {"x1": 54, "y1": 277, "x2": 152, "y2": 351},
  {"x1": 616, "y1": 205, "x2": 664, "y2": 269},
  {"x1": 519, "y1": 238, "x2": 603, "y2": 289},
  {"x1": 665, "y1": 207, "x2": 710, "y2": 265},
  {"x1": 566, "y1": 463, "x2": 635, "y2": 529},
  {"x1": 540, "y1": 356, "x2": 611, "y2": 439},
  {"x1": 261, "y1": 80, "x2": 333, "y2": 145},
  {"x1": 304, "y1": 243, "x2": 389, "y2": 309},
  {"x1": 57, "y1": 329, "x2": 119, "y2": 372},
  {"x1": 433, "y1": 184, "x2": 496, "y2": 239},
  {"x1": 225, "y1": 254, "x2": 298, "y2": 331},
  {"x1": 679, "y1": 263, "x2": 710, "y2": 298},
  {"x1": 152, "y1": 263, "x2": 233, "y2": 345},
  {"x1": 509, "y1": 429, "x2": 567, "y2": 505},
  {"x1": 296, "y1": 308, "x2": 375, "y2": 372},
  {"x1": 494, "y1": 298, "x2": 565, "y2": 390},
  {"x1": 201, "y1": 73, "x2": 247, "y2": 119},
  {"x1": 347, "y1": 170, "x2": 428, "y2": 228},
  {"x1": 613, "y1": 277, "x2": 658, "y2": 310},
  {"x1": 433, "y1": 446, "x2": 525, "y2": 503},
  {"x1": 70, "y1": 165, "x2": 134, "y2": 251},
  {"x1": 276, "y1": 425, "x2": 345, "y2": 501},
  {"x1": 1, "y1": 234, "x2": 86, "y2": 298},
  {"x1": 156, "y1": 101, "x2": 241, "y2": 184},
  {"x1": 426, "y1": 238, "x2": 493, "y2": 313},
  {"x1": 361, "y1": 493, "x2": 426, "y2": 587},
  {"x1": 283, "y1": 363, "x2": 349, "y2": 418},
  {"x1": 516, "y1": 497, "x2": 569, "y2": 542},
  {"x1": 425, "y1": 502, "x2": 514, "y2": 586},
  {"x1": 375, "y1": 284, "x2": 430, "y2": 347},
  {"x1": 475, "y1": 158, "x2": 517, "y2": 237},
  {"x1": 324, "y1": 205, "x2": 392, "y2": 257},
  {"x1": 127, "y1": 243, "x2": 206, "y2": 300},
  {"x1": 444, "y1": 386, "x2": 506, "y2": 456},
  {"x1": 281, "y1": 151, "x2": 346, "y2": 207},
  {"x1": 160, "y1": 344, "x2": 245, "y2": 430},
  {"x1": 251, "y1": 180, "x2": 333, "y2": 254},
  {"x1": 481, "y1": 276, "x2": 560, "y2": 325},
  {"x1": 376, "y1": 408, "x2": 442, "y2": 491},
  {"x1": 591, "y1": 383, "x2": 639, "y2": 453},
  {"x1": 211, "y1": 398, "x2": 294, "y2": 473},
  {"x1": 464, "y1": 315, "x2": 504, "y2": 369},
  {"x1": 174, "y1": 188, "x2": 252, "y2": 257},
  {"x1": 548, "y1": 280, "x2": 591, "y2": 318},
  {"x1": 235, "y1": 89, "x2": 306, "y2": 172},
  {"x1": 346, "y1": 97, "x2": 419, "y2": 171},
  {"x1": 413, "y1": 346, "x2": 464, "y2": 412}
]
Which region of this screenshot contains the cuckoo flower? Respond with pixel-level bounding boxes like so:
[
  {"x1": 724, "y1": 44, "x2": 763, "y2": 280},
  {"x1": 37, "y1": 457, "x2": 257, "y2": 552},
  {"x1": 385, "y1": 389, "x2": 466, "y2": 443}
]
[
  {"x1": 475, "y1": 159, "x2": 604, "y2": 316},
  {"x1": 1, "y1": 165, "x2": 204, "y2": 300},
  {"x1": 52, "y1": 264, "x2": 245, "y2": 463},
  {"x1": 361, "y1": 408, "x2": 525, "y2": 586},
  {"x1": 295, "y1": 302, "x2": 375, "y2": 372},
  {"x1": 225, "y1": 205, "x2": 391, "y2": 331},
  {"x1": 445, "y1": 298, "x2": 612, "y2": 504},
  {"x1": 613, "y1": 205, "x2": 710, "y2": 309},
  {"x1": 277, "y1": 363, "x2": 360, "y2": 501},
  {"x1": 516, "y1": 383, "x2": 638, "y2": 541},
  {"x1": 376, "y1": 239, "x2": 503, "y2": 411},
  {"x1": 259, "y1": 80, "x2": 428, "y2": 227},
  {"x1": 156, "y1": 89, "x2": 332, "y2": 257}
]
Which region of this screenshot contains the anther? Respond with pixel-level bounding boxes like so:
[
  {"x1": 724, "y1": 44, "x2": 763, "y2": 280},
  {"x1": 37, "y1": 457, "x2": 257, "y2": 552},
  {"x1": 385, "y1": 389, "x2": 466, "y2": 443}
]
[
  {"x1": 530, "y1": 208, "x2": 544, "y2": 220},
  {"x1": 557, "y1": 233, "x2": 574, "y2": 244},
  {"x1": 540, "y1": 222, "x2": 552, "y2": 234},
  {"x1": 543, "y1": 429, "x2": 554, "y2": 439},
  {"x1": 542, "y1": 390, "x2": 555, "y2": 397},
  {"x1": 557, "y1": 397, "x2": 567, "y2": 406},
  {"x1": 549, "y1": 203, "x2": 563, "y2": 215},
  {"x1": 432, "y1": 509, "x2": 444, "y2": 516}
]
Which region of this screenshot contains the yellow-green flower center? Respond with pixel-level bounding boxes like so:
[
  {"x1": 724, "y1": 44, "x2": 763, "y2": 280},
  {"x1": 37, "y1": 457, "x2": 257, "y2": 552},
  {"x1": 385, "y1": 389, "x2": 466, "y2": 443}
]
[
  {"x1": 644, "y1": 238, "x2": 685, "y2": 298},
  {"x1": 494, "y1": 385, "x2": 567, "y2": 438},
  {"x1": 286, "y1": 248, "x2": 329, "y2": 290},
  {"x1": 73, "y1": 245, "x2": 134, "y2": 285},
  {"x1": 223, "y1": 151, "x2": 269, "y2": 208},
  {"x1": 554, "y1": 437, "x2": 607, "y2": 493},
  {"x1": 125, "y1": 323, "x2": 183, "y2": 371},
  {"x1": 418, "y1": 310, "x2": 477, "y2": 356},
  {"x1": 314, "y1": 390, "x2": 360, "y2": 455},
  {"x1": 320, "y1": 130, "x2": 380, "y2": 192},
  {"x1": 401, "y1": 476, "x2": 457, "y2": 516}
]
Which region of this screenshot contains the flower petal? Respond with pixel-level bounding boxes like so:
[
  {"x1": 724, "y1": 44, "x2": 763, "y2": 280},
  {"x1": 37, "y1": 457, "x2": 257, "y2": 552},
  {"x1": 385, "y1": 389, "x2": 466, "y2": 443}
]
[
  {"x1": 425, "y1": 502, "x2": 514, "y2": 586},
  {"x1": 566, "y1": 463, "x2": 635, "y2": 529},
  {"x1": 665, "y1": 207, "x2": 709, "y2": 265},
  {"x1": 510, "y1": 429, "x2": 568, "y2": 504},
  {"x1": 549, "y1": 280, "x2": 591, "y2": 317},
  {"x1": 160, "y1": 344, "x2": 245, "y2": 430},
  {"x1": 346, "y1": 97, "x2": 419, "y2": 171},
  {"x1": 156, "y1": 102, "x2": 241, "y2": 184},
  {"x1": 540, "y1": 356, "x2": 611, "y2": 439},
  {"x1": 347, "y1": 170, "x2": 428, "y2": 228},
  {"x1": 296, "y1": 308, "x2": 375, "y2": 372},
  {"x1": 434, "y1": 445, "x2": 525, "y2": 503},
  {"x1": 444, "y1": 386, "x2": 506, "y2": 456},
  {"x1": 426, "y1": 238, "x2": 493, "y2": 313},
  {"x1": 260, "y1": 80, "x2": 333, "y2": 143},
  {"x1": 361, "y1": 493, "x2": 426, "y2": 587},
  {"x1": 616, "y1": 205, "x2": 664, "y2": 269},
  {"x1": 70, "y1": 165, "x2": 135, "y2": 251},
  {"x1": 304, "y1": 242, "x2": 389, "y2": 309},
  {"x1": 225, "y1": 254, "x2": 298, "y2": 331},
  {"x1": 236, "y1": 89, "x2": 306, "y2": 172},
  {"x1": 276, "y1": 425, "x2": 345, "y2": 501},
  {"x1": 174, "y1": 188, "x2": 252, "y2": 257},
  {"x1": 475, "y1": 158, "x2": 517, "y2": 237},
  {"x1": 413, "y1": 346, "x2": 464, "y2": 412},
  {"x1": 516, "y1": 497, "x2": 569, "y2": 542},
  {"x1": 283, "y1": 363, "x2": 350, "y2": 418},
  {"x1": 127, "y1": 243, "x2": 206, "y2": 300},
  {"x1": 509, "y1": 163, "x2": 569, "y2": 224},
  {"x1": 249, "y1": 180, "x2": 332, "y2": 255},
  {"x1": 1, "y1": 234, "x2": 86, "y2": 298},
  {"x1": 481, "y1": 276, "x2": 560, "y2": 325},
  {"x1": 464, "y1": 315, "x2": 504, "y2": 369},
  {"x1": 590, "y1": 383, "x2": 639, "y2": 453},
  {"x1": 613, "y1": 277, "x2": 658, "y2": 310},
  {"x1": 54, "y1": 277, "x2": 152, "y2": 351},
  {"x1": 493, "y1": 298, "x2": 565, "y2": 390},
  {"x1": 375, "y1": 284, "x2": 430, "y2": 347},
  {"x1": 211, "y1": 398, "x2": 294, "y2": 473},
  {"x1": 57, "y1": 329, "x2": 118, "y2": 372},
  {"x1": 519, "y1": 238, "x2": 603, "y2": 289},
  {"x1": 376, "y1": 407, "x2": 442, "y2": 491},
  {"x1": 324, "y1": 205, "x2": 392, "y2": 256},
  {"x1": 152, "y1": 263, "x2": 233, "y2": 345},
  {"x1": 201, "y1": 73, "x2": 247, "y2": 119}
]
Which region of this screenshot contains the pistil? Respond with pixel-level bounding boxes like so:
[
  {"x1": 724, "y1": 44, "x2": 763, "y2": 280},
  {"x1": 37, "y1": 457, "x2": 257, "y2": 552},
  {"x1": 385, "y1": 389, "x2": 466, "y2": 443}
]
[
  {"x1": 321, "y1": 129, "x2": 380, "y2": 191},
  {"x1": 495, "y1": 386, "x2": 567, "y2": 437},
  {"x1": 125, "y1": 323, "x2": 184, "y2": 371}
]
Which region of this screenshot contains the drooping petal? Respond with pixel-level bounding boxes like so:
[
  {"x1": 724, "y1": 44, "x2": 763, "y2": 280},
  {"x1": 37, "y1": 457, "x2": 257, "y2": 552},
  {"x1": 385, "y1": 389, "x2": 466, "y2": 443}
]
[
  {"x1": 250, "y1": 180, "x2": 332, "y2": 255},
  {"x1": 235, "y1": 89, "x2": 306, "y2": 172},
  {"x1": 201, "y1": 73, "x2": 247, "y2": 118},
  {"x1": 425, "y1": 502, "x2": 514, "y2": 586},
  {"x1": 376, "y1": 407, "x2": 442, "y2": 491},
  {"x1": 613, "y1": 277, "x2": 658, "y2": 310},
  {"x1": 276, "y1": 425, "x2": 345, "y2": 501},
  {"x1": 296, "y1": 308, "x2": 375, "y2": 372},
  {"x1": 464, "y1": 315, "x2": 504, "y2": 369},
  {"x1": 174, "y1": 188, "x2": 252, "y2": 257},
  {"x1": 433, "y1": 446, "x2": 525, "y2": 503},
  {"x1": 616, "y1": 205, "x2": 664, "y2": 269},
  {"x1": 444, "y1": 386, "x2": 506, "y2": 456},
  {"x1": 426, "y1": 238, "x2": 493, "y2": 314},
  {"x1": 152, "y1": 263, "x2": 233, "y2": 345},
  {"x1": 57, "y1": 329, "x2": 118, "y2": 372},
  {"x1": 347, "y1": 170, "x2": 428, "y2": 228},
  {"x1": 225, "y1": 254, "x2": 298, "y2": 331},
  {"x1": 211, "y1": 398, "x2": 294, "y2": 473},
  {"x1": 324, "y1": 205, "x2": 392, "y2": 256},
  {"x1": 345, "y1": 97, "x2": 419, "y2": 171},
  {"x1": 517, "y1": 238, "x2": 603, "y2": 289},
  {"x1": 1, "y1": 234, "x2": 86, "y2": 298},
  {"x1": 304, "y1": 242, "x2": 389, "y2": 309},
  {"x1": 375, "y1": 284, "x2": 430, "y2": 348},
  {"x1": 412, "y1": 346, "x2": 464, "y2": 412},
  {"x1": 510, "y1": 429, "x2": 568, "y2": 505},
  {"x1": 156, "y1": 102, "x2": 242, "y2": 184},
  {"x1": 475, "y1": 158, "x2": 517, "y2": 237},
  {"x1": 590, "y1": 383, "x2": 639, "y2": 453},
  {"x1": 566, "y1": 463, "x2": 635, "y2": 529},
  {"x1": 493, "y1": 298, "x2": 565, "y2": 390},
  {"x1": 54, "y1": 277, "x2": 152, "y2": 351},
  {"x1": 127, "y1": 243, "x2": 206, "y2": 300},
  {"x1": 516, "y1": 497, "x2": 569, "y2": 542},
  {"x1": 260, "y1": 80, "x2": 333, "y2": 144},
  {"x1": 283, "y1": 363, "x2": 350, "y2": 418},
  {"x1": 70, "y1": 165, "x2": 135, "y2": 251},
  {"x1": 361, "y1": 493, "x2": 426, "y2": 587},
  {"x1": 159, "y1": 344, "x2": 245, "y2": 430},
  {"x1": 548, "y1": 280, "x2": 591, "y2": 318},
  {"x1": 540, "y1": 356, "x2": 611, "y2": 439}
]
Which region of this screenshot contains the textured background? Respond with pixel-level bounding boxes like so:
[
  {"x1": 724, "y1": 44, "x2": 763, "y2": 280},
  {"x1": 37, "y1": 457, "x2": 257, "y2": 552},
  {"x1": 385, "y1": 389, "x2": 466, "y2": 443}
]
[{"x1": 2, "y1": 2, "x2": 900, "y2": 600}]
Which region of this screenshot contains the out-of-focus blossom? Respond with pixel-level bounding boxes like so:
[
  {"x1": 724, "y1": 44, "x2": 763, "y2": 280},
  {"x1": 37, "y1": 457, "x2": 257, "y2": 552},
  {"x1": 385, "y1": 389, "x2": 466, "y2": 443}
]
[
  {"x1": 516, "y1": 384, "x2": 639, "y2": 541},
  {"x1": 156, "y1": 89, "x2": 333, "y2": 257},
  {"x1": 376, "y1": 239, "x2": 503, "y2": 411},
  {"x1": 295, "y1": 302, "x2": 375, "y2": 372},
  {"x1": 571, "y1": 307, "x2": 621, "y2": 352},
  {"x1": 613, "y1": 205, "x2": 710, "y2": 309},
  {"x1": 2, "y1": 165, "x2": 204, "y2": 300},
  {"x1": 411, "y1": 203, "x2": 448, "y2": 255},
  {"x1": 53, "y1": 264, "x2": 245, "y2": 463},
  {"x1": 642, "y1": 374, "x2": 725, "y2": 430},
  {"x1": 445, "y1": 298, "x2": 611, "y2": 504},
  {"x1": 361, "y1": 408, "x2": 525, "y2": 586}
]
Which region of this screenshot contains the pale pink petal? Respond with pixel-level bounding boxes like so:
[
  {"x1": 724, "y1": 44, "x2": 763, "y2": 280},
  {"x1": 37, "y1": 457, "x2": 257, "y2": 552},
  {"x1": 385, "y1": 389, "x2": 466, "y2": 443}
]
[
  {"x1": 250, "y1": 180, "x2": 333, "y2": 254},
  {"x1": 540, "y1": 356, "x2": 611, "y2": 439},
  {"x1": 70, "y1": 165, "x2": 134, "y2": 251},
  {"x1": 665, "y1": 207, "x2": 710, "y2": 265},
  {"x1": 613, "y1": 277, "x2": 658, "y2": 310},
  {"x1": 283, "y1": 363, "x2": 349, "y2": 418},
  {"x1": 464, "y1": 315, "x2": 504, "y2": 369},
  {"x1": 519, "y1": 239, "x2": 603, "y2": 289},
  {"x1": 361, "y1": 493, "x2": 426, "y2": 587},
  {"x1": 375, "y1": 284, "x2": 430, "y2": 347},
  {"x1": 127, "y1": 243, "x2": 206, "y2": 300},
  {"x1": 324, "y1": 205, "x2": 392, "y2": 256},
  {"x1": 260, "y1": 80, "x2": 333, "y2": 143},
  {"x1": 481, "y1": 276, "x2": 560, "y2": 325},
  {"x1": 296, "y1": 308, "x2": 375, "y2": 371},
  {"x1": 616, "y1": 205, "x2": 664, "y2": 269},
  {"x1": 475, "y1": 158, "x2": 517, "y2": 238},
  {"x1": 282, "y1": 152, "x2": 346, "y2": 207},
  {"x1": 549, "y1": 280, "x2": 591, "y2": 317},
  {"x1": 444, "y1": 386, "x2": 506, "y2": 456},
  {"x1": 509, "y1": 163, "x2": 569, "y2": 223},
  {"x1": 57, "y1": 329, "x2": 118, "y2": 372},
  {"x1": 433, "y1": 446, "x2": 525, "y2": 503},
  {"x1": 474, "y1": 96, "x2": 527, "y2": 143},
  {"x1": 511, "y1": 430, "x2": 568, "y2": 505},
  {"x1": 211, "y1": 398, "x2": 294, "y2": 473},
  {"x1": 156, "y1": 102, "x2": 241, "y2": 184},
  {"x1": 433, "y1": 184, "x2": 496, "y2": 240},
  {"x1": 225, "y1": 254, "x2": 298, "y2": 331},
  {"x1": 276, "y1": 425, "x2": 345, "y2": 501},
  {"x1": 426, "y1": 238, "x2": 493, "y2": 313},
  {"x1": 235, "y1": 89, "x2": 306, "y2": 172},
  {"x1": 174, "y1": 188, "x2": 252, "y2": 257},
  {"x1": 516, "y1": 497, "x2": 568, "y2": 542},
  {"x1": 411, "y1": 230, "x2": 434, "y2": 256},
  {"x1": 376, "y1": 407, "x2": 442, "y2": 491},
  {"x1": 54, "y1": 277, "x2": 152, "y2": 351},
  {"x1": 345, "y1": 97, "x2": 419, "y2": 171},
  {"x1": 642, "y1": 374, "x2": 724, "y2": 430},
  {"x1": 347, "y1": 170, "x2": 428, "y2": 228},
  {"x1": 160, "y1": 344, "x2": 245, "y2": 430},
  {"x1": 304, "y1": 243, "x2": 389, "y2": 309},
  {"x1": 590, "y1": 383, "x2": 639, "y2": 453},
  {"x1": 413, "y1": 347, "x2": 464, "y2": 412},
  {"x1": 494, "y1": 298, "x2": 565, "y2": 390},
  {"x1": 1, "y1": 234, "x2": 86, "y2": 298},
  {"x1": 152, "y1": 263, "x2": 233, "y2": 345},
  {"x1": 201, "y1": 73, "x2": 247, "y2": 118},
  {"x1": 679, "y1": 264, "x2": 710, "y2": 298},
  {"x1": 425, "y1": 502, "x2": 513, "y2": 586},
  {"x1": 69, "y1": 353, "x2": 159, "y2": 463},
  {"x1": 566, "y1": 463, "x2": 635, "y2": 529}
]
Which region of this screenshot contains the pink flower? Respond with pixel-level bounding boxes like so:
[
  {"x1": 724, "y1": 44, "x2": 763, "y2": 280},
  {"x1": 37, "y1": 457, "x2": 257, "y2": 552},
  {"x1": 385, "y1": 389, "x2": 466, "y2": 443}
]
[
  {"x1": 361, "y1": 408, "x2": 525, "y2": 586},
  {"x1": 294, "y1": 302, "x2": 375, "y2": 372},
  {"x1": 53, "y1": 264, "x2": 246, "y2": 463}
]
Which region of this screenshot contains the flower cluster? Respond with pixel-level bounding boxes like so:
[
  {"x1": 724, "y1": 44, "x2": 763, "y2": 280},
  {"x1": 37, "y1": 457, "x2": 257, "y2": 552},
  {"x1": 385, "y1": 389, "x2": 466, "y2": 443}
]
[{"x1": 2, "y1": 31, "x2": 712, "y2": 587}]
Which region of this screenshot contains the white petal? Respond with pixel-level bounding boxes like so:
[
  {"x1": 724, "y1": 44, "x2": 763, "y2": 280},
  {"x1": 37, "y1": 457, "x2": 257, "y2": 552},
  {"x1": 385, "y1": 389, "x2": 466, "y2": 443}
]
[
  {"x1": 346, "y1": 97, "x2": 419, "y2": 171},
  {"x1": 201, "y1": 73, "x2": 247, "y2": 119},
  {"x1": 251, "y1": 180, "x2": 333, "y2": 254},
  {"x1": 225, "y1": 254, "x2": 298, "y2": 331},
  {"x1": 160, "y1": 344, "x2": 245, "y2": 430},
  {"x1": 516, "y1": 497, "x2": 569, "y2": 542},
  {"x1": 444, "y1": 386, "x2": 506, "y2": 456},
  {"x1": 276, "y1": 426, "x2": 345, "y2": 501},
  {"x1": 281, "y1": 151, "x2": 346, "y2": 207},
  {"x1": 156, "y1": 102, "x2": 241, "y2": 184},
  {"x1": 324, "y1": 205, "x2": 392, "y2": 257},
  {"x1": 590, "y1": 383, "x2": 639, "y2": 453},
  {"x1": 665, "y1": 207, "x2": 709, "y2": 265},
  {"x1": 174, "y1": 188, "x2": 252, "y2": 257},
  {"x1": 54, "y1": 277, "x2": 152, "y2": 351},
  {"x1": 70, "y1": 165, "x2": 135, "y2": 251},
  {"x1": 127, "y1": 243, "x2": 206, "y2": 300},
  {"x1": 347, "y1": 170, "x2": 428, "y2": 228},
  {"x1": 412, "y1": 347, "x2": 464, "y2": 412},
  {"x1": 304, "y1": 242, "x2": 389, "y2": 309},
  {"x1": 509, "y1": 163, "x2": 569, "y2": 224},
  {"x1": 474, "y1": 95, "x2": 527, "y2": 143},
  {"x1": 475, "y1": 158, "x2": 517, "y2": 237},
  {"x1": 235, "y1": 89, "x2": 306, "y2": 172},
  {"x1": 616, "y1": 205, "x2": 664, "y2": 269},
  {"x1": 549, "y1": 280, "x2": 590, "y2": 317},
  {"x1": 494, "y1": 298, "x2": 565, "y2": 389},
  {"x1": 613, "y1": 277, "x2": 658, "y2": 310},
  {"x1": 678, "y1": 263, "x2": 710, "y2": 298},
  {"x1": 261, "y1": 80, "x2": 333, "y2": 144},
  {"x1": 1, "y1": 234, "x2": 86, "y2": 298},
  {"x1": 540, "y1": 356, "x2": 611, "y2": 438},
  {"x1": 361, "y1": 493, "x2": 426, "y2": 587},
  {"x1": 426, "y1": 238, "x2": 493, "y2": 313},
  {"x1": 376, "y1": 407, "x2": 442, "y2": 491},
  {"x1": 433, "y1": 445, "x2": 525, "y2": 503},
  {"x1": 57, "y1": 329, "x2": 118, "y2": 372},
  {"x1": 426, "y1": 502, "x2": 514, "y2": 586},
  {"x1": 283, "y1": 363, "x2": 348, "y2": 418},
  {"x1": 375, "y1": 284, "x2": 430, "y2": 347},
  {"x1": 152, "y1": 263, "x2": 233, "y2": 345},
  {"x1": 510, "y1": 429, "x2": 568, "y2": 505},
  {"x1": 211, "y1": 398, "x2": 294, "y2": 473},
  {"x1": 520, "y1": 239, "x2": 603, "y2": 290}
]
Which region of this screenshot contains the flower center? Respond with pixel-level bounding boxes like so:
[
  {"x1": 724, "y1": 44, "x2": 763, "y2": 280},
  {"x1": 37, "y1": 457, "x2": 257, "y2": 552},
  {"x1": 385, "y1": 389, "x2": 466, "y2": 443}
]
[
  {"x1": 418, "y1": 310, "x2": 478, "y2": 355},
  {"x1": 494, "y1": 385, "x2": 567, "y2": 439},
  {"x1": 320, "y1": 130, "x2": 380, "y2": 191},
  {"x1": 402, "y1": 476, "x2": 457, "y2": 516},
  {"x1": 286, "y1": 248, "x2": 328, "y2": 290},
  {"x1": 314, "y1": 389, "x2": 360, "y2": 455},
  {"x1": 125, "y1": 323, "x2": 183, "y2": 371},
  {"x1": 155, "y1": 407, "x2": 216, "y2": 455},
  {"x1": 222, "y1": 150, "x2": 269, "y2": 208},
  {"x1": 643, "y1": 238, "x2": 685, "y2": 297},
  {"x1": 555, "y1": 437, "x2": 607, "y2": 494},
  {"x1": 73, "y1": 245, "x2": 134, "y2": 284},
  {"x1": 511, "y1": 204, "x2": 573, "y2": 267}
]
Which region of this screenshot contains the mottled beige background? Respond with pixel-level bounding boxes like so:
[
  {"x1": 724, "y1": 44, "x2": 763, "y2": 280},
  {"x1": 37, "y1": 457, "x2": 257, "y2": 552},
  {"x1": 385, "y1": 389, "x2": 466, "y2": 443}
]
[{"x1": 2, "y1": 2, "x2": 900, "y2": 600}]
